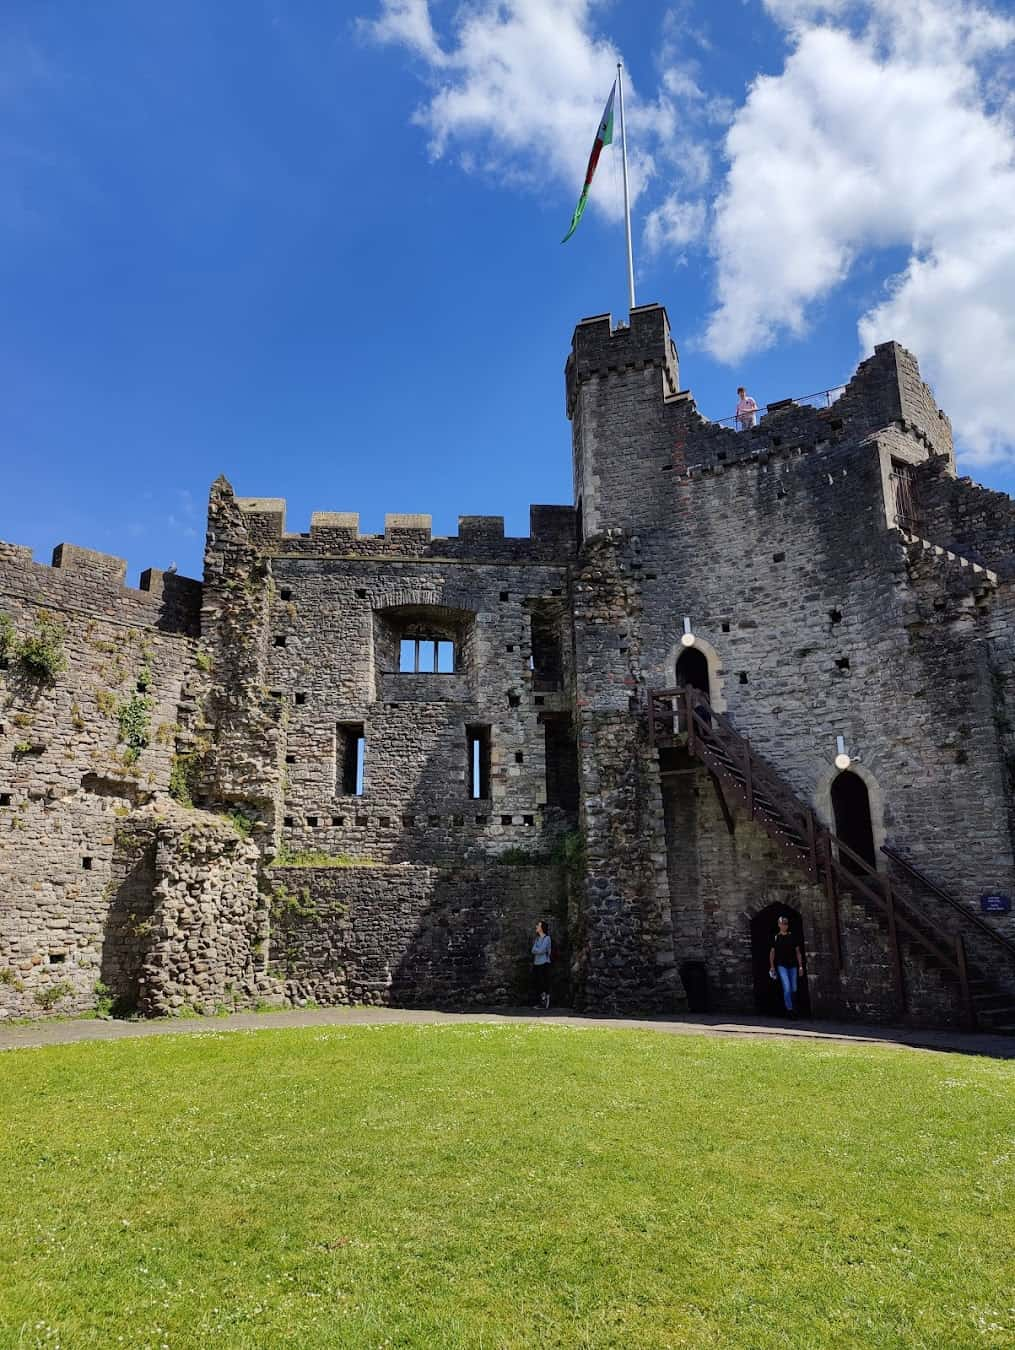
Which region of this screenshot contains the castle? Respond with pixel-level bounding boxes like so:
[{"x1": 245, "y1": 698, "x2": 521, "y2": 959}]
[{"x1": 3, "y1": 302, "x2": 1015, "y2": 1030}]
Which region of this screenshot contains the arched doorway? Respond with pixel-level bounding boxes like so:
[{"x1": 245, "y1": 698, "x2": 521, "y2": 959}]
[
  {"x1": 675, "y1": 646, "x2": 710, "y2": 698},
  {"x1": 831, "y1": 770, "x2": 877, "y2": 873},
  {"x1": 750, "y1": 903, "x2": 811, "y2": 1016}
]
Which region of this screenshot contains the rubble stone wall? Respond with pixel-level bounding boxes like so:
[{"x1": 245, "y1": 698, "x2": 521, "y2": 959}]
[{"x1": 268, "y1": 862, "x2": 568, "y2": 1008}]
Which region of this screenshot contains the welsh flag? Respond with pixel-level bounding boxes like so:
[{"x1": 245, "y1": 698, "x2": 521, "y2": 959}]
[{"x1": 562, "y1": 82, "x2": 616, "y2": 243}]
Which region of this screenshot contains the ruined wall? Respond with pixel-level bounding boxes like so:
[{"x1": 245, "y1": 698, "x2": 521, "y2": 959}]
[
  {"x1": 0, "y1": 542, "x2": 201, "y2": 1017},
  {"x1": 269, "y1": 862, "x2": 568, "y2": 1008}
]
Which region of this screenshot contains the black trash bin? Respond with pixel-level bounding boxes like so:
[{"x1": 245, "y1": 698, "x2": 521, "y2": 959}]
[{"x1": 680, "y1": 960, "x2": 709, "y2": 1013}]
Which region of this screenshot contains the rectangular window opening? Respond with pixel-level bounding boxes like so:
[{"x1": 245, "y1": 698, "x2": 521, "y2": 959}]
[
  {"x1": 0, "y1": 793, "x2": 11, "y2": 807},
  {"x1": 399, "y1": 636, "x2": 455, "y2": 673},
  {"x1": 530, "y1": 605, "x2": 563, "y2": 691},
  {"x1": 338, "y1": 722, "x2": 366, "y2": 796},
  {"x1": 467, "y1": 725, "x2": 491, "y2": 800},
  {"x1": 81, "y1": 857, "x2": 93, "y2": 870}
]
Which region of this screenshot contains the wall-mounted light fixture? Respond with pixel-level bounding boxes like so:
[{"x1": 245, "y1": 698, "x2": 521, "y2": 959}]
[
  {"x1": 834, "y1": 734, "x2": 852, "y2": 771},
  {"x1": 680, "y1": 615, "x2": 695, "y2": 648}
]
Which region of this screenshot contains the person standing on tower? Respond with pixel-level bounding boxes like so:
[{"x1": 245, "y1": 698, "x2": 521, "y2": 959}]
[{"x1": 736, "y1": 387, "x2": 759, "y2": 429}]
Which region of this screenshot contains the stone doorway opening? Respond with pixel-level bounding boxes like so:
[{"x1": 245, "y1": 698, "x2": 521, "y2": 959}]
[
  {"x1": 831, "y1": 770, "x2": 877, "y2": 873},
  {"x1": 675, "y1": 646, "x2": 709, "y2": 698},
  {"x1": 750, "y1": 903, "x2": 811, "y2": 1017}
]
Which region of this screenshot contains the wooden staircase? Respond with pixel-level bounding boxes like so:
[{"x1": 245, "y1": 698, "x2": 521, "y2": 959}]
[{"x1": 648, "y1": 687, "x2": 1015, "y2": 1031}]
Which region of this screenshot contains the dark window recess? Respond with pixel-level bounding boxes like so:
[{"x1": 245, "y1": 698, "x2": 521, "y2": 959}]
[
  {"x1": 49, "y1": 952, "x2": 66, "y2": 965},
  {"x1": 506, "y1": 644, "x2": 514, "y2": 653},
  {"x1": 772, "y1": 551, "x2": 785, "y2": 563},
  {"x1": 645, "y1": 573, "x2": 657, "y2": 581},
  {"x1": 542, "y1": 712, "x2": 580, "y2": 814},
  {"x1": 284, "y1": 816, "x2": 294, "y2": 827},
  {"x1": 508, "y1": 693, "x2": 521, "y2": 708},
  {"x1": 534, "y1": 696, "x2": 545, "y2": 707},
  {"x1": 428, "y1": 814, "x2": 440, "y2": 826},
  {"x1": 739, "y1": 672, "x2": 749, "y2": 685},
  {"x1": 551, "y1": 589, "x2": 562, "y2": 597},
  {"x1": 836, "y1": 657, "x2": 851, "y2": 670},
  {"x1": 0, "y1": 794, "x2": 11, "y2": 807},
  {"x1": 285, "y1": 754, "x2": 296, "y2": 765},
  {"x1": 307, "y1": 816, "x2": 318, "y2": 827},
  {"x1": 399, "y1": 637, "x2": 455, "y2": 673},
  {"x1": 402, "y1": 815, "x2": 416, "y2": 828},
  {"x1": 515, "y1": 751, "x2": 524, "y2": 764},
  {"x1": 522, "y1": 815, "x2": 534, "y2": 826},
  {"x1": 500, "y1": 591, "x2": 509, "y2": 602},
  {"x1": 379, "y1": 816, "x2": 391, "y2": 828},
  {"x1": 829, "y1": 609, "x2": 843, "y2": 624},
  {"x1": 337, "y1": 723, "x2": 365, "y2": 796},
  {"x1": 721, "y1": 621, "x2": 731, "y2": 633},
  {"x1": 273, "y1": 635, "x2": 286, "y2": 647},
  {"x1": 81, "y1": 857, "x2": 93, "y2": 871},
  {"x1": 331, "y1": 815, "x2": 344, "y2": 827},
  {"x1": 355, "y1": 588, "x2": 368, "y2": 599},
  {"x1": 279, "y1": 588, "x2": 292, "y2": 601},
  {"x1": 575, "y1": 497, "x2": 584, "y2": 551},
  {"x1": 467, "y1": 725, "x2": 491, "y2": 800},
  {"x1": 452, "y1": 815, "x2": 464, "y2": 827},
  {"x1": 270, "y1": 690, "x2": 283, "y2": 700},
  {"x1": 356, "y1": 815, "x2": 368, "y2": 827},
  {"x1": 501, "y1": 814, "x2": 513, "y2": 826},
  {"x1": 530, "y1": 604, "x2": 563, "y2": 691},
  {"x1": 295, "y1": 692, "x2": 307, "y2": 705},
  {"x1": 475, "y1": 815, "x2": 488, "y2": 825}
]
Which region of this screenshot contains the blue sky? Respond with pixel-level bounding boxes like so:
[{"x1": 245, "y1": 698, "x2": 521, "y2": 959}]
[{"x1": 3, "y1": 0, "x2": 1014, "y2": 583}]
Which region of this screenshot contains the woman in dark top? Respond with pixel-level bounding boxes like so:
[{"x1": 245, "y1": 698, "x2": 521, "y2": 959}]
[{"x1": 769, "y1": 915, "x2": 804, "y2": 1014}]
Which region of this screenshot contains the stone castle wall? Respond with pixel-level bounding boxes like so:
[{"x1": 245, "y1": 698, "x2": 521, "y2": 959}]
[{"x1": 2, "y1": 300, "x2": 1014, "y2": 1030}]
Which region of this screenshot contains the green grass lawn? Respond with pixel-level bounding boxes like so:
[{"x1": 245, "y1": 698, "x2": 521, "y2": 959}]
[{"x1": 0, "y1": 1025, "x2": 1012, "y2": 1349}]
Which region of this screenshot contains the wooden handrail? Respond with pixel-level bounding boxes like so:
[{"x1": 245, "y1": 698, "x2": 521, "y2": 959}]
[
  {"x1": 648, "y1": 684, "x2": 993, "y2": 1024},
  {"x1": 882, "y1": 844, "x2": 1015, "y2": 963}
]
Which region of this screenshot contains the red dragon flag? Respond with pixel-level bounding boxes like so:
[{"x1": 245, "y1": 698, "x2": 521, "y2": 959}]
[{"x1": 562, "y1": 82, "x2": 616, "y2": 243}]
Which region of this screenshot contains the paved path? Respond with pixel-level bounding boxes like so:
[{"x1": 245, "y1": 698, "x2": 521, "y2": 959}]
[{"x1": 1, "y1": 1005, "x2": 1012, "y2": 1058}]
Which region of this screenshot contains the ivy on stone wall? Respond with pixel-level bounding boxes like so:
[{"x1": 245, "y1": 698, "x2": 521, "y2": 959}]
[
  {"x1": 117, "y1": 694, "x2": 153, "y2": 763},
  {"x1": 15, "y1": 612, "x2": 67, "y2": 682}
]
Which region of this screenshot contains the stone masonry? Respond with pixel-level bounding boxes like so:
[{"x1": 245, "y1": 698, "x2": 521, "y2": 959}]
[{"x1": 2, "y1": 300, "x2": 1015, "y2": 1029}]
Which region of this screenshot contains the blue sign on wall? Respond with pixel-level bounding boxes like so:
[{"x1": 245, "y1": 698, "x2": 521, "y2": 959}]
[{"x1": 981, "y1": 894, "x2": 1012, "y2": 914}]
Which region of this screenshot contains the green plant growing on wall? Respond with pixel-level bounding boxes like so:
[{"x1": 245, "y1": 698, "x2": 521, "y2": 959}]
[
  {"x1": 117, "y1": 694, "x2": 153, "y2": 764},
  {"x1": 195, "y1": 649, "x2": 213, "y2": 673},
  {"x1": 136, "y1": 664, "x2": 153, "y2": 693},
  {"x1": 169, "y1": 753, "x2": 198, "y2": 808},
  {"x1": 17, "y1": 613, "x2": 67, "y2": 681},
  {"x1": 70, "y1": 701, "x2": 86, "y2": 732},
  {"x1": 273, "y1": 848, "x2": 377, "y2": 869},
  {"x1": 224, "y1": 809, "x2": 254, "y2": 838},
  {"x1": 95, "y1": 689, "x2": 117, "y2": 717},
  {"x1": 0, "y1": 612, "x2": 14, "y2": 661},
  {"x1": 34, "y1": 981, "x2": 73, "y2": 1011},
  {"x1": 0, "y1": 967, "x2": 25, "y2": 992}
]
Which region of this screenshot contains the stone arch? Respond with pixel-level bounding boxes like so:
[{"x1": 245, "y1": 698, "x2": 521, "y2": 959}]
[
  {"x1": 662, "y1": 634, "x2": 727, "y2": 712},
  {"x1": 814, "y1": 759, "x2": 886, "y2": 872}
]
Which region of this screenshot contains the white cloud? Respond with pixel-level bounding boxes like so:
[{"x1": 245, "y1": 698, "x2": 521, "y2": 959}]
[
  {"x1": 644, "y1": 194, "x2": 707, "y2": 256},
  {"x1": 705, "y1": 0, "x2": 1015, "y2": 462},
  {"x1": 360, "y1": 0, "x2": 703, "y2": 225}
]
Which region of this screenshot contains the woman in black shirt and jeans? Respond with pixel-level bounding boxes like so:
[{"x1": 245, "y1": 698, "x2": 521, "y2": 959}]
[{"x1": 769, "y1": 915, "x2": 804, "y2": 1014}]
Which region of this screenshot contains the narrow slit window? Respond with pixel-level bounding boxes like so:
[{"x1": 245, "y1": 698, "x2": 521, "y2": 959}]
[
  {"x1": 338, "y1": 722, "x2": 365, "y2": 796},
  {"x1": 467, "y1": 725, "x2": 491, "y2": 800}
]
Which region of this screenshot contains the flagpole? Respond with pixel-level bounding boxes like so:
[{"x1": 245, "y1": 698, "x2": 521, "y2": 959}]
[{"x1": 617, "y1": 61, "x2": 636, "y2": 312}]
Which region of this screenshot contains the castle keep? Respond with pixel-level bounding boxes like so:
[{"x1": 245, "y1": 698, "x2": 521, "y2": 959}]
[{"x1": 3, "y1": 302, "x2": 1015, "y2": 1029}]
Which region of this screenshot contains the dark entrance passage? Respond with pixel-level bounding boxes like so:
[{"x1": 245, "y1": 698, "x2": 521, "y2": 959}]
[
  {"x1": 750, "y1": 903, "x2": 811, "y2": 1016},
  {"x1": 831, "y1": 770, "x2": 876, "y2": 873},
  {"x1": 675, "y1": 646, "x2": 709, "y2": 698}
]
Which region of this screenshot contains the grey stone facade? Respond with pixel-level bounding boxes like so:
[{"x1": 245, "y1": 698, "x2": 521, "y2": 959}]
[{"x1": 2, "y1": 300, "x2": 1014, "y2": 1029}]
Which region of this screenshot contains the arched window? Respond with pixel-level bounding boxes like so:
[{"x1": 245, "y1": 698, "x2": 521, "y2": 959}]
[
  {"x1": 831, "y1": 770, "x2": 877, "y2": 872},
  {"x1": 675, "y1": 646, "x2": 710, "y2": 699}
]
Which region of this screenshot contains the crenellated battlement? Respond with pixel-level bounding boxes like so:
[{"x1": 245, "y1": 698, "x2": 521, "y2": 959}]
[
  {"x1": 234, "y1": 496, "x2": 576, "y2": 561},
  {"x1": 0, "y1": 538, "x2": 201, "y2": 635}
]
